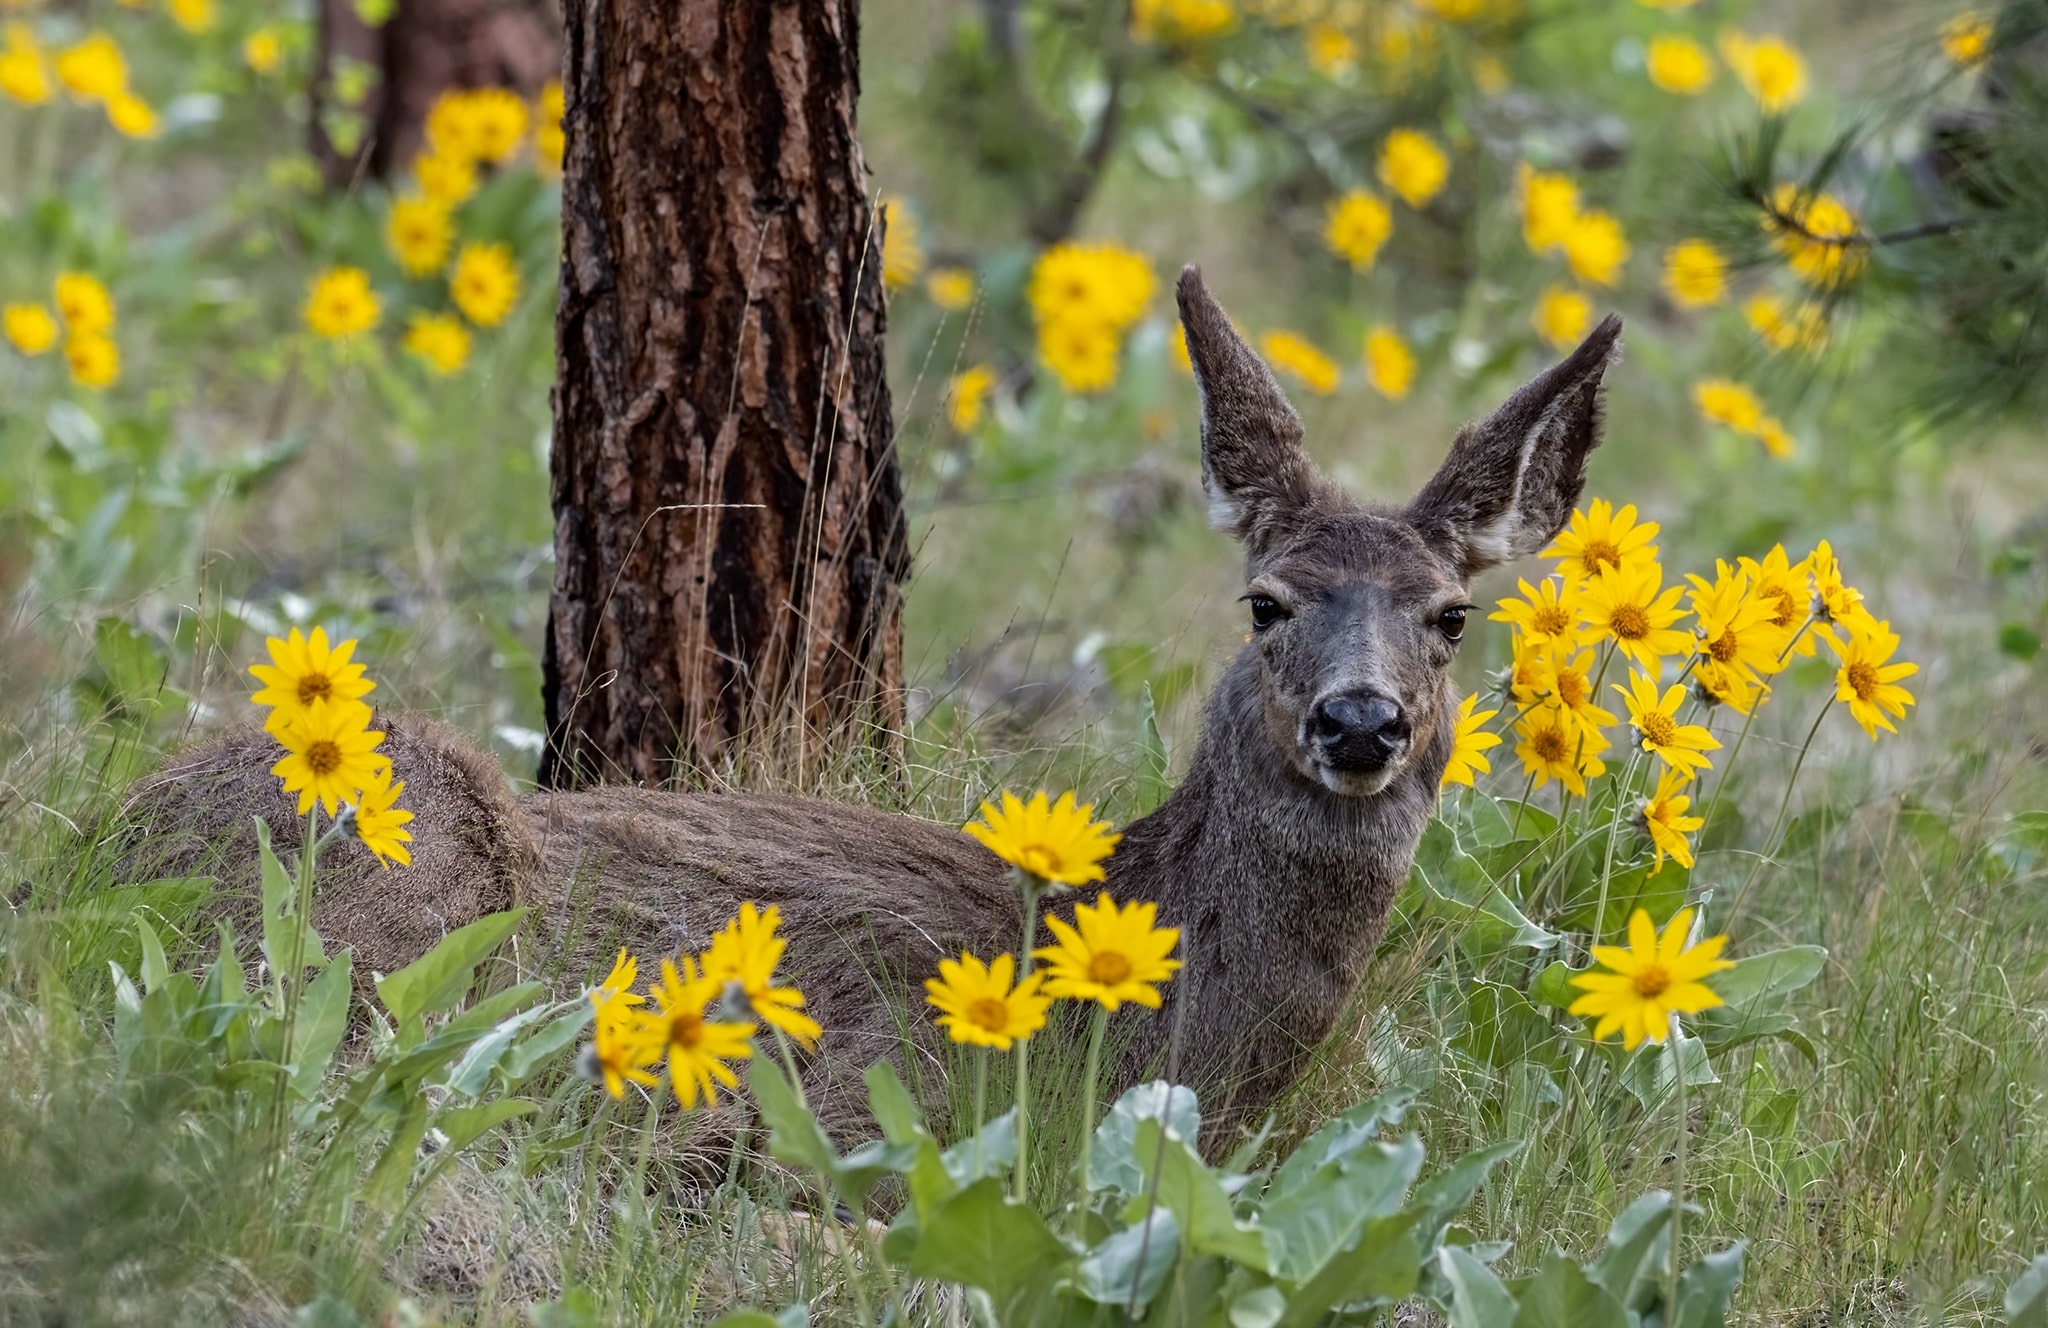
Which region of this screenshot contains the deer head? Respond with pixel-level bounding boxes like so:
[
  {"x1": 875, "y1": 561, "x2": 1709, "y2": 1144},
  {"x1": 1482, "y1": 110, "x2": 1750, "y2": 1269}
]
[{"x1": 1177, "y1": 266, "x2": 1621, "y2": 798}]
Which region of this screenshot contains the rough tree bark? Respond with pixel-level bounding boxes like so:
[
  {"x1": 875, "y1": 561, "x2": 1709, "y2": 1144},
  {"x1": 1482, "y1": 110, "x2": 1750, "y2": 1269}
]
[
  {"x1": 312, "y1": 0, "x2": 561, "y2": 186},
  {"x1": 538, "y1": 0, "x2": 908, "y2": 789}
]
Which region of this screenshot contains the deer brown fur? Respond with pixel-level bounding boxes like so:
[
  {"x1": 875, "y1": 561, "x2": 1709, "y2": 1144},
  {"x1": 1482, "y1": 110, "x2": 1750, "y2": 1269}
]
[{"x1": 117, "y1": 269, "x2": 1620, "y2": 1146}]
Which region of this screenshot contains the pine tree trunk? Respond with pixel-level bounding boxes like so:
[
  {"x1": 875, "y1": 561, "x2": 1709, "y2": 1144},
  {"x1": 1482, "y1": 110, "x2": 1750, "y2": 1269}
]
[{"x1": 538, "y1": 0, "x2": 907, "y2": 790}]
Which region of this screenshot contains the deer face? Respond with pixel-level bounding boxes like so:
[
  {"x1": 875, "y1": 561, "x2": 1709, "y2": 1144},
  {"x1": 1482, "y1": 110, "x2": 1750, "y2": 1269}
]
[{"x1": 1177, "y1": 266, "x2": 1622, "y2": 798}]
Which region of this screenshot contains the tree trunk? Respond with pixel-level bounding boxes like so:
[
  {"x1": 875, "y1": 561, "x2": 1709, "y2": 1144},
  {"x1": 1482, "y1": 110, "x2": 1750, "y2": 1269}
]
[
  {"x1": 538, "y1": 0, "x2": 907, "y2": 790},
  {"x1": 312, "y1": 0, "x2": 561, "y2": 186}
]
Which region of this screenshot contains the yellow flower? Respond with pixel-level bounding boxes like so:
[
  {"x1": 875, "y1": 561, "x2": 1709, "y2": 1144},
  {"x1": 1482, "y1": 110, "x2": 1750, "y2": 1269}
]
[
  {"x1": 1828, "y1": 619, "x2": 1917, "y2": 740},
  {"x1": 1544, "y1": 499, "x2": 1659, "y2": 580},
  {"x1": 270, "y1": 699, "x2": 387, "y2": 818},
  {"x1": 1689, "y1": 560, "x2": 1794, "y2": 698},
  {"x1": 1569, "y1": 906, "x2": 1734, "y2": 1049},
  {"x1": 1324, "y1": 189, "x2": 1393, "y2": 271},
  {"x1": 54, "y1": 272, "x2": 114, "y2": 335},
  {"x1": 1441, "y1": 693, "x2": 1502, "y2": 789},
  {"x1": 64, "y1": 332, "x2": 119, "y2": 388},
  {"x1": 1377, "y1": 128, "x2": 1449, "y2": 209},
  {"x1": 1490, "y1": 575, "x2": 1585, "y2": 649},
  {"x1": 1038, "y1": 317, "x2": 1122, "y2": 394},
  {"x1": 702, "y1": 902, "x2": 822, "y2": 1051},
  {"x1": 1417, "y1": 0, "x2": 1483, "y2": 19},
  {"x1": 584, "y1": 992, "x2": 662, "y2": 1099},
  {"x1": 1533, "y1": 645, "x2": 1616, "y2": 735},
  {"x1": 386, "y1": 195, "x2": 454, "y2": 277},
  {"x1": 402, "y1": 311, "x2": 472, "y2": 376},
  {"x1": 1562, "y1": 209, "x2": 1629, "y2": 287},
  {"x1": 1646, "y1": 34, "x2": 1714, "y2": 93},
  {"x1": 1305, "y1": 22, "x2": 1356, "y2": 75},
  {"x1": 243, "y1": 28, "x2": 283, "y2": 75},
  {"x1": 947, "y1": 363, "x2": 996, "y2": 433},
  {"x1": 1616, "y1": 671, "x2": 1720, "y2": 778},
  {"x1": 1132, "y1": 0, "x2": 1238, "y2": 42},
  {"x1": 1693, "y1": 658, "x2": 1766, "y2": 715},
  {"x1": 248, "y1": 626, "x2": 377, "y2": 735},
  {"x1": 1363, "y1": 325, "x2": 1415, "y2": 400},
  {"x1": 1764, "y1": 183, "x2": 1866, "y2": 288},
  {"x1": 1636, "y1": 0, "x2": 1700, "y2": 9},
  {"x1": 1170, "y1": 323, "x2": 1193, "y2": 375},
  {"x1": 1581, "y1": 561, "x2": 1692, "y2": 669},
  {"x1": 303, "y1": 267, "x2": 381, "y2": 340},
  {"x1": 1806, "y1": 538, "x2": 1874, "y2": 634},
  {"x1": 1513, "y1": 703, "x2": 1608, "y2": 797},
  {"x1": 648, "y1": 955, "x2": 755, "y2": 1109},
  {"x1": 449, "y1": 242, "x2": 519, "y2": 327},
  {"x1": 1035, "y1": 893, "x2": 1182, "y2": 1012},
  {"x1": 588, "y1": 949, "x2": 645, "y2": 1011},
  {"x1": 1260, "y1": 329, "x2": 1340, "y2": 396},
  {"x1": 535, "y1": 79, "x2": 565, "y2": 174},
  {"x1": 1531, "y1": 285, "x2": 1592, "y2": 350},
  {"x1": 1520, "y1": 166, "x2": 1580, "y2": 254},
  {"x1": 425, "y1": 87, "x2": 527, "y2": 164},
  {"x1": 1504, "y1": 638, "x2": 1548, "y2": 707},
  {"x1": 3, "y1": 303, "x2": 57, "y2": 355},
  {"x1": 167, "y1": 0, "x2": 213, "y2": 33},
  {"x1": 104, "y1": 90, "x2": 157, "y2": 138},
  {"x1": 1639, "y1": 768, "x2": 1703, "y2": 874},
  {"x1": 0, "y1": 23, "x2": 50, "y2": 105},
  {"x1": 1662, "y1": 240, "x2": 1727, "y2": 308},
  {"x1": 1721, "y1": 31, "x2": 1807, "y2": 112},
  {"x1": 55, "y1": 33, "x2": 125, "y2": 103},
  {"x1": 1738, "y1": 544, "x2": 1814, "y2": 647},
  {"x1": 926, "y1": 266, "x2": 975, "y2": 311},
  {"x1": 924, "y1": 951, "x2": 1051, "y2": 1050},
  {"x1": 1743, "y1": 292, "x2": 1828, "y2": 354},
  {"x1": 346, "y1": 764, "x2": 414, "y2": 868},
  {"x1": 880, "y1": 194, "x2": 925, "y2": 292},
  {"x1": 1693, "y1": 378, "x2": 1764, "y2": 434},
  {"x1": 1027, "y1": 243, "x2": 1155, "y2": 332},
  {"x1": 1941, "y1": 12, "x2": 1992, "y2": 67},
  {"x1": 412, "y1": 146, "x2": 478, "y2": 208},
  {"x1": 965, "y1": 790, "x2": 1121, "y2": 887},
  {"x1": 1755, "y1": 418, "x2": 1795, "y2": 460}
]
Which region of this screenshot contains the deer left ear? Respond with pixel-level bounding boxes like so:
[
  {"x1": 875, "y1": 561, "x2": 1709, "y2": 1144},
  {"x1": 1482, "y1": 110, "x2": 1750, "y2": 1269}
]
[{"x1": 1406, "y1": 315, "x2": 1623, "y2": 579}]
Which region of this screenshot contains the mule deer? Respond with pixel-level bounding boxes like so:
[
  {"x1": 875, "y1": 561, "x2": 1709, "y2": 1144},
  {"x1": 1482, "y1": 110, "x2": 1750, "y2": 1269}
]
[{"x1": 121, "y1": 268, "x2": 1621, "y2": 1143}]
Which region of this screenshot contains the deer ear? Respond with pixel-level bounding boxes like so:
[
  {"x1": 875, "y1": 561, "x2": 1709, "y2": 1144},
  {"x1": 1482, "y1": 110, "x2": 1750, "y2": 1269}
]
[
  {"x1": 1406, "y1": 314, "x2": 1623, "y2": 580},
  {"x1": 1178, "y1": 266, "x2": 1337, "y2": 555}
]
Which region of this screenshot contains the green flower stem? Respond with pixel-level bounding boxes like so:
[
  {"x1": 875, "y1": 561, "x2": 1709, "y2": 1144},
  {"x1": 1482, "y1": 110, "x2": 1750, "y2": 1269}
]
[
  {"x1": 1666, "y1": 1010, "x2": 1688, "y2": 1317},
  {"x1": 1696, "y1": 700, "x2": 1760, "y2": 837},
  {"x1": 1071, "y1": 1002, "x2": 1110, "y2": 1226},
  {"x1": 971, "y1": 1047, "x2": 989, "y2": 1177},
  {"x1": 1731, "y1": 694, "x2": 1832, "y2": 920},
  {"x1": 1509, "y1": 768, "x2": 1538, "y2": 837},
  {"x1": 270, "y1": 807, "x2": 322, "y2": 1179},
  {"x1": 1592, "y1": 748, "x2": 1645, "y2": 946},
  {"x1": 612, "y1": 1077, "x2": 666, "y2": 1299},
  {"x1": 771, "y1": 1025, "x2": 808, "y2": 1111},
  {"x1": 565, "y1": 1091, "x2": 614, "y2": 1286},
  {"x1": 1013, "y1": 871, "x2": 1045, "y2": 1205}
]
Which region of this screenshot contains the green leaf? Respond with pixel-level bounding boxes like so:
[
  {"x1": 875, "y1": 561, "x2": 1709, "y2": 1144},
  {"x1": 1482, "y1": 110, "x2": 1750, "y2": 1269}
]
[
  {"x1": 2006, "y1": 1252, "x2": 2048, "y2": 1328},
  {"x1": 1671, "y1": 1243, "x2": 1746, "y2": 1328},
  {"x1": 1511, "y1": 1251, "x2": 1627, "y2": 1328},
  {"x1": 1526, "y1": 962, "x2": 1578, "y2": 1010},
  {"x1": 1280, "y1": 1212, "x2": 1423, "y2": 1327},
  {"x1": 528, "y1": 1288, "x2": 603, "y2": 1328},
  {"x1": 1439, "y1": 1244, "x2": 1518, "y2": 1328},
  {"x1": 1999, "y1": 623, "x2": 2041, "y2": 660},
  {"x1": 442, "y1": 1003, "x2": 551, "y2": 1098},
  {"x1": 498, "y1": 1003, "x2": 593, "y2": 1084},
  {"x1": 257, "y1": 818, "x2": 326, "y2": 985},
  {"x1": 942, "y1": 1108, "x2": 1018, "y2": 1185},
  {"x1": 863, "y1": 1061, "x2": 955, "y2": 1220},
  {"x1": 374, "y1": 908, "x2": 528, "y2": 1026},
  {"x1": 1270, "y1": 1084, "x2": 1416, "y2": 1197},
  {"x1": 1588, "y1": 1191, "x2": 1671, "y2": 1305},
  {"x1": 1556, "y1": 860, "x2": 1690, "y2": 942},
  {"x1": 1090, "y1": 1080, "x2": 1201, "y2": 1195},
  {"x1": 136, "y1": 916, "x2": 170, "y2": 993},
  {"x1": 1409, "y1": 1141, "x2": 1522, "y2": 1251},
  {"x1": 362, "y1": 1093, "x2": 429, "y2": 1213},
  {"x1": 439, "y1": 1099, "x2": 538, "y2": 1152},
  {"x1": 1617, "y1": 1032, "x2": 1720, "y2": 1109},
  {"x1": 1131, "y1": 1119, "x2": 1270, "y2": 1272},
  {"x1": 750, "y1": 1058, "x2": 907, "y2": 1211},
  {"x1": 1451, "y1": 982, "x2": 1564, "y2": 1071},
  {"x1": 907, "y1": 1177, "x2": 1068, "y2": 1315},
  {"x1": 702, "y1": 1316, "x2": 782, "y2": 1328},
  {"x1": 292, "y1": 951, "x2": 354, "y2": 1096},
  {"x1": 1136, "y1": 682, "x2": 1170, "y2": 814},
  {"x1": 1704, "y1": 946, "x2": 1826, "y2": 1009},
  {"x1": 1263, "y1": 1135, "x2": 1424, "y2": 1282},
  {"x1": 1072, "y1": 1208, "x2": 1180, "y2": 1309},
  {"x1": 1228, "y1": 1285, "x2": 1286, "y2": 1328}
]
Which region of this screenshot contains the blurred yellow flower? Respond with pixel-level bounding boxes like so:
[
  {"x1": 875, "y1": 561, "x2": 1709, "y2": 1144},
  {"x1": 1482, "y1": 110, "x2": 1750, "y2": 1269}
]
[
  {"x1": 1581, "y1": 561, "x2": 1691, "y2": 669},
  {"x1": 1755, "y1": 417, "x2": 1796, "y2": 459},
  {"x1": 1638, "y1": 768, "x2": 1703, "y2": 874},
  {"x1": 248, "y1": 626, "x2": 376, "y2": 735},
  {"x1": 1743, "y1": 292, "x2": 1828, "y2": 353},
  {"x1": 1828, "y1": 618, "x2": 1917, "y2": 739},
  {"x1": 1324, "y1": 189, "x2": 1393, "y2": 271},
  {"x1": 450, "y1": 242, "x2": 519, "y2": 326},
  {"x1": 584, "y1": 993, "x2": 661, "y2": 1099},
  {"x1": 1363, "y1": 325, "x2": 1415, "y2": 399},
  {"x1": 3, "y1": 303, "x2": 56, "y2": 355},
  {"x1": 386, "y1": 196, "x2": 453, "y2": 277},
  {"x1": 55, "y1": 33, "x2": 126, "y2": 103},
  {"x1": 1472, "y1": 54, "x2": 1511, "y2": 94},
  {"x1": 702, "y1": 901, "x2": 822, "y2": 1050},
  {"x1": 1721, "y1": 31, "x2": 1807, "y2": 112},
  {"x1": 1377, "y1": 128, "x2": 1449, "y2": 209},
  {"x1": 1514, "y1": 703, "x2": 1607, "y2": 796},
  {"x1": 926, "y1": 266, "x2": 975, "y2": 310},
  {"x1": 965, "y1": 790, "x2": 1121, "y2": 886},
  {"x1": 243, "y1": 28, "x2": 283, "y2": 75},
  {"x1": 1441, "y1": 693, "x2": 1502, "y2": 789},
  {"x1": 1616, "y1": 670, "x2": 1720, "y2": 778},
  {"x1": 346, "y1": 765, "x2": 415, "y2": 869},
  {"x1": 1417, "y1": 0, "x2": 1483, "y2": 19},
  {"x1": 1693, "y1": 377, "x2": 1764, "y2": 434},
  {"x1": 1305, "y1": 23, "x2": 1356, "y2": 75},
  {"x1": 880, "y1": 194, "x2": 924, "y2": 291},
  {"x1": 1764, "y1": 183, "x2": 1866, "y2": 288},
  {"x1": 1545, "y1": 499, "x2": 1659, "y2": 579},
  {"x1": 0, "y1": 23, "x2": 50, "y2": 104},
  {"x1": 1662, "y1": 239, "x2": 1727, "y2": 308},
  {"x1": 1027, "y1": 243, "x2": 1154, "y2": 331},
  {"x1": 947, "y1": 363, "x2": 996, "y2": 433},
  {"x1": 54, "y1": 272, "x2": 114, "y2": 334},
  {"x1": 413, "y1": 146, "x2": 478, "y2": 208},
  {"x1": 1170, "y1": 323, "x2": 1193, "y2": 375},
  {"x1": 167, "y1": 0, "x2": 213, "y2": 33},
  {"x1": 1038, "y1": 317, "x2": 1121, "y2": 394},
  {"x1": 1941, "y1": 12, "x2": 1992, "y2": 66},
  {"x1": 1519, "y1": 166, "x2": 1580, "y2": 253},
  {"x1": 1261, "y1": 329, "x2": 1340, "y2": 396},
  {"x1": 1636, "y1": 0, "x2": 1700, "y2": 9},
  {"x1": 64, "y1": 332, "x2": 118, "y2": 388},
  {"x1": 425, "y1": 86, "x2": 527, "y2": 164},
  {"x1": 1646, "y1": 34, "x2": 1714, "y2": 93},
  {"x1": 105, "y1": 90, "x2": 157, "y2": 138},
  {"x1": 924, "y1": 951, "x2": 1050, "y2": 1050},
  {"x1": 403, "y1": 311, "x2": 472, "y2": 376},
  {"x1": 1569, "y1": 906, "x2": 1733, "y2": 1048},
  {"x1": 1132, "y1": 0, "x2": 1237, "y2": 41},
  {"x1": 648, "y1": 955, "x2": 755, "y2": 1109},
  {"x1": 1562, "y1": 209, "x2": 1628, "y2": 286},
  {"x1": 535, "y1": 79, "x2": 565, "y2": 174},
  {"x1": 1035, "y1": 893, "x2": 1182, "y2": 1012},
  {"x1": 304, "y1": 267, "x2": 380, "y2": 340},
  {"x1": 271, "y1": 699, "x2": 386, "y2": 817},
  {"x1": 1532, "y1": 285, "x2": 1592, "y2": 350}
]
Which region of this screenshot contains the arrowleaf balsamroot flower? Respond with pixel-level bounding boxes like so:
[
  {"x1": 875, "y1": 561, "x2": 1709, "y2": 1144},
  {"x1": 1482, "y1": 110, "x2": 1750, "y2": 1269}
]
[
  {"x1": 1377, "y1": 128, "x2": 1449, "y2": 209},
  {"x1": 583, "y1": 991, "x2": 661, "y2": 1099},
  {"x1": 1617, "y1": 671, "x2": 1720, "y2": 778},
  {"x1": 4, "y1": 304, "x2": 57, "y2": 356},
  {"x1": 1580, "y1": 561, "x2": 1692, "y2": 669},
  {"x1": 345, "y1": 764, "x2": 415, "y2": 868},
  {"x1": 1646, "y1": 34, "x2": 1714, "y2": 93},
  {"x1": 1764, "y1": 183, "x2": 1866, "y2": 289},
  {"x1": 924, "y1": 951, "x2": 1050, "y2": 1051},
  {"x1": 1514, "y1": 704, "x2": 1608, "y2": 797},
  {"x1": 880, "y1": 195, "x2": 925, "y2": 291},
  {"x1": 386, "y1": 196, "x2": 454, "y2": 277},
  {"x1": 947, "y1": 363, "x2": 996, "y2": 433},
  {"x1": 1569, "y1": 906, "x2": 1735, "y2": 1049},
  {"x1": 1490, "y1": 575, "x2": 1584, "y2": 649},
  {"x1": 1441, "y1": 694, "x2": 1502, "y2": 790},
  {"x1": 249, "y1": 626, "x2": 377, "y2": 734},
  {"x1": 702, "y1": 902, "x2": 822, "y2": 1050},
  {"x1": 1363, "y1": 326, "x2": 1415, "y2": 400},
  {"x1": 1544, "y1": 500, "x2": 1658, "y2": 580},
  {"x1": 926, "y1": 267, "x2": 975, "y2": 311},
  {"x1": 1532, "y1": 285, "x2": 1593, "y2": 350},
  {"x1": 1324, "y1": 189, "x2": 1393, "y2": 271},
  {"x1": 404, "y1": 312, "x2": 472, "y2": 376},
  {"x1": 588, "y1": 949, "x2": 645, "y2": 1010},
  {"x1": 1035, "y1": 894, "x2": 1182, "y2": 1011},
  {"x1": 1535, "y1": 647, "x2": 1616, "y2": 734},
  {"x1": 271, "y1": 700, "x2": 388, "y2": 817},
  {"x1": 1721, "y1": 31, "x2": 1808, "y2": 112},
  {"x1": 1828, "y1": 619, "x2": 1918, "y2": 739},
  {"x1": 1520, "y1": 166, "x2": 1581, "y2": 254},
  {"x1": 1689, "y1": 560, "x2": 1792, "y2": 682},
  {"x1": 1261, "y1": 330, "x2": 1340, "y2": 396},
  {"x1": 965, "y1": 791, "x2": 1120, "y2": 887},
  {"x1": 450, "y1": 243, "x2": 519, "y2": 327},
  {"x1": 1942, "y1": 12, "x2": 1993, "y2": 66},
  {"x1": 54, "y1": 272, "x2": 115, "y2": 336},
  {"x1": 1562, "y1": 210, "x2": 1629, "y2": 287},
  {"x1": 65, "y1": 334, "x2": 119, "y2": 389},
  {"x1": 1807, "y1": 539, "x2": 1874, "y2": 633},
  {"x1": 1639, "y1": 768, "x2": 1704, "y2": 875},
  {"x1": 649, "y1": 955, "x2": 754, "y2": 1109},
  {"x1": 304, "y1": 267, "x2": 380, "y2": 340},
  {"x1": 0, "y1": 24, "x2": 51, "y2": 106},
  {"x1": 1662, "y1": 240, "x2": 1727, "y2": 308},
  {"x1": 1740, "y1": 544, "x2": 1816, "y2": 653}
]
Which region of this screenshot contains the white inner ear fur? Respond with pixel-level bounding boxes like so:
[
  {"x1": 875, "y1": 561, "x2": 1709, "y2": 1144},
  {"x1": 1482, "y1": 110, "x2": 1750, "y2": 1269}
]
[
  {"x1": 1206, "y1": 482, "x2": 1245, "y2": 533},
  {"x1": 1459, "y1": 381, "x2": 1578, "y2": 566}
]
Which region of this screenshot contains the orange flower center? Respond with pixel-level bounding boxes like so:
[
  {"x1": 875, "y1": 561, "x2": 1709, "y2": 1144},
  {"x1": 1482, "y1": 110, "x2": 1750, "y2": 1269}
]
[
  {"x1": 1632, "y1": 963, "x2": 1672, "y2": 998},
  {"x1": 305, "y1": 740, "x2": 343, "y2": 776},
  {"x1": 296, "y1": 671, "x2": 334, "y2": 706},
  {"x1": 1534, "y1": 603, "x2": 1573, "y2": 636},
  {"x1": 1609, "y1": 603, "x2": 1651, "y2": 640},
  {"x1": 1765, "y1": 587, "x2": 1798, "y2": 628},
  {"x1": 1707, "y1": 629, "x2": 1741, "y2": 664},
  {"x1": 669, "y1": 1009, "x2": 705, "y2": 1050},
  {"x1": 1088, "y1": 951, "x2": 1134, "y2": 985},
  {"x1": 1555, "y1": 669, "x2": 1589, "y2": 708},
  {"x1": 1845, "y1": 659, "x2": 1878, "y2": 702},
  {"x1": 1020, "y1": 845, "x2": 1063, "y2": 878},
  {"x1": 1530, "y1": 726, "x2": 1568, "y2": 764},
  {"x1": 1638, "y1": 710, "x2": 1678, "y2": 747},
  {"x1": 1580, "y1": 538, "x2": 1622, "y2": 573},
  {"x1": 967, "y1": 997, "x2": 1012, "y2": 1033}
]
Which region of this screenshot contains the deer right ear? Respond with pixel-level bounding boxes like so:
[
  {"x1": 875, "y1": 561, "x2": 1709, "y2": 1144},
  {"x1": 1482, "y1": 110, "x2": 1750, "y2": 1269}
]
[{"x1": 1178, "y1": 266, "x2": 1335, "y2": 556}]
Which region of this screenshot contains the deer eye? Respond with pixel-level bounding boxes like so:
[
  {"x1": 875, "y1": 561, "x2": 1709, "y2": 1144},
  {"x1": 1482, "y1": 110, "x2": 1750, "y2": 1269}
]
[
  {"x1": 1436, "y1": 606, "x2": 1469, "y2": 642},
  {"x1": 1245, "y1": 595, "x2": 1288, "y2": 631}
]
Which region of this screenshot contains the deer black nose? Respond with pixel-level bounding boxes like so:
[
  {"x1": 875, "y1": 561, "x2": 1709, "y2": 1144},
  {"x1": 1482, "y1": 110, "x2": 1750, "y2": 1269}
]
[{"x1": 1309, "y1": 693, "x2": 1410, "y2": 771}]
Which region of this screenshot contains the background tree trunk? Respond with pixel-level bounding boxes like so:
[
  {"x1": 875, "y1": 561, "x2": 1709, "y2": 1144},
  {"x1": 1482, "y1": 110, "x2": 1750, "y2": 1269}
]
[
  {"x1": 312, "y1": 0, "x2": 561, "y2": 186},
  {"x1": 538, "y1": 0, "x2": 907, "y2": 790}
]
